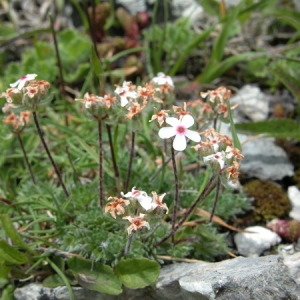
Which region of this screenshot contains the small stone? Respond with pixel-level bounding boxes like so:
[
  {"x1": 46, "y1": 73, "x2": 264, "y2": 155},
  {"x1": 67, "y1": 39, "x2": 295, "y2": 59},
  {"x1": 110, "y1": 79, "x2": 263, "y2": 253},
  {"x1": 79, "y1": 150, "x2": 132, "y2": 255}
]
[
  {"x1": 234, "y1": 226, "x2": 281, "y2": 257},
  {"x1": 230, "y1": 85, "x2": 271, "y2": 122},
  {"x1": 288, "y1": 186, "x2": 300, "y2": 222}
]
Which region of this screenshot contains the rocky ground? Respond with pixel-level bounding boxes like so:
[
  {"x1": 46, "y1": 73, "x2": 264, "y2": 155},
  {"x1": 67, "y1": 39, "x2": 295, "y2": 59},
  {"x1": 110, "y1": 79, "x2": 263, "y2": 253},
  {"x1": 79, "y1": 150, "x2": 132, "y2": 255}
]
[{"x1": 1, "y1": 0, "x2": 300, "y2": 299}]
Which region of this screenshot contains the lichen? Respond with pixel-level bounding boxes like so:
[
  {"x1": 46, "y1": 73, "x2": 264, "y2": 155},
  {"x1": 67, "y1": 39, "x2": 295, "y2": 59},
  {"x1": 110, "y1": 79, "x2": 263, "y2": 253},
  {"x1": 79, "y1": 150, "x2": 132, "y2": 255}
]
[{"x1": 243, "y1": 179, "x2": 291, "y2": 222}]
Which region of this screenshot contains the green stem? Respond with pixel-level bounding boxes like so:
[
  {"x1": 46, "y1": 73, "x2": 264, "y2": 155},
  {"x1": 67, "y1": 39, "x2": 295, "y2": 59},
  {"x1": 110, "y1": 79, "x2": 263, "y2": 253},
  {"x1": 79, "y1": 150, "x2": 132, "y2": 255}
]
[
  {"x1": 16, "y1": 133, "x2": 36, "y2": 184},
  {"x1": 125, "y1": 131, "x2": 135, "y2": 191},
  {"x1": 32, "y1": 111, "x2": 69, "y2": 197},
  {"x1": 209, "y1": 176, "x2": 221, "y2": 222},
  {"x1": 97, "y1": 118, "x2": 104, "y2": 208},
  {"x1": 106, "y1": 124, "x2": 120, "y2": 192},
  {"x1": 124, "y1": 233, "x2": 134, "y2": 256},
  {"x1": 170, "y1": 141, "x2": 179, "y2": 244},
  {"x1": 156, "y1": 174, "x2": 217, "y2": 246}
]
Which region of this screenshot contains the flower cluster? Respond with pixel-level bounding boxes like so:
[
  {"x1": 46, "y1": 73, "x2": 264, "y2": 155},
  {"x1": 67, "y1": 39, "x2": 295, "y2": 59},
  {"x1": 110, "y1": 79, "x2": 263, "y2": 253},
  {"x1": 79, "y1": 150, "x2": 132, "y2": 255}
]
[
  {"x1": 75, "y1": 92, "x2": 116, "y2": 118},
  {"x1": 188, "y1": 86, "x2": 237, "y2": 121},
  {"x1": 105, "y1": 187, "x2": 168, "y2": 235},
  {"x1": 1, "y1": 74, "x2": 50, "y2": 111},
  {"x1": 2, "y1": 111, "x2": 31, "y2": 133},
  {"x1": 192, "y1": 128, "x2": 244, "y2": 185},
  {"x1": 1, "y1": 74, "x2": 51, "y2": 132},
  {"x1": 113, "y1": 73, "x2": 174, "y2": 120}
]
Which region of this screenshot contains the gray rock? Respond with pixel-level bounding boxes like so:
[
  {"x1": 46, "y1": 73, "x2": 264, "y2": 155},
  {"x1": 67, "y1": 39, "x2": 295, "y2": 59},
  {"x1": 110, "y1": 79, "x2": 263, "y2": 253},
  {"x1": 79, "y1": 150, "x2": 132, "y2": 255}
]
[
  {"x1": 219, "y1": 122, "x2": 294, "y2": 180},
  {"x1": 157, "y1": 255, "x2": 300, "y2": 300},
  {"x1": 116, "y1": 0, "x2": 146, "y2": 15},
  {"x1": 234, "y1": 226, "x2": 281, "y2": 257},
  {"x1": 14, "y1": 254, "x2": 300, "y2": 300},
  {"x1": 240, "y1": 137, "x2": 294, "y2": 180},
  {"x1": 284, "y1": 252, "x2": 300, "y2": 285}
]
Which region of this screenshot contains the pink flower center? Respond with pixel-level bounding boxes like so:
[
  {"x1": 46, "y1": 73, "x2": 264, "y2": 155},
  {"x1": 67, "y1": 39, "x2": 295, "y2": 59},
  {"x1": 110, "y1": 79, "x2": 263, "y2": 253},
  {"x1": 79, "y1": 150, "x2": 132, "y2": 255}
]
[
  {"x1": 20, "y1": 76, "x2": 27, "y2": 80},
  {"x1": 176, "y1": 125, "x2": 186, "y2": 135},
  {"x1": 132, "y1": 190, "x2": 140, "y2": 195}
]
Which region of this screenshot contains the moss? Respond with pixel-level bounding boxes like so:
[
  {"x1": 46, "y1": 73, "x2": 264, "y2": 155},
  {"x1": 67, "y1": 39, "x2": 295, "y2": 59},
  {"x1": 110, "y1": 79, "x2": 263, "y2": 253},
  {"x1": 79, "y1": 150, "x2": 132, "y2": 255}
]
[
  {"x1": 293, "y1": 168, "x2": 300, "y2": 189},
  {"x1": 243, "y1": 179, "x2": 290, "y2": 222}
]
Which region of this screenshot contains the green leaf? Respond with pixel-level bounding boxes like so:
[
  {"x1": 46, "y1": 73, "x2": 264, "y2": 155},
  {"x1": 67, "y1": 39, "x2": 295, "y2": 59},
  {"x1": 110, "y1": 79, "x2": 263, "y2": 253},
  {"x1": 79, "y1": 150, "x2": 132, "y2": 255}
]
[
  {"x1": 268, "y1": 65, "x2": 300, "y2": 103},
  {"x1": 197, "y1": 52, "x2": 263, "y2": 84},
  {"x1": 91, "y1": 47, "x2": 103, "y2": 75},
  {"x1": 235, "y1": 119, "x2": 300, "y2": 140},
  {"x1": 0, "y1": 240, "x2": 28, "y2": 265},
  {"x1": 58, "y1": 29, "x2": 92, "y2": 67},
  {"x1": 169, "y1": 25, "x2": 215, "y2": 75},
  {"x1": 67, "y1": 257, "x2": 122, "y2": 295},
  {"x1": 43, "y1": 274, "x2": 66, "y2": 288},
  {"x1": 0, "y1": 284, "x2": 14, "y2": 300},
  {"x1": 0, "y1": 214, "x2": 31, "y2": 251},
  {"x1": 114, "y1": 258, "x2": 160, "y2": 289}
]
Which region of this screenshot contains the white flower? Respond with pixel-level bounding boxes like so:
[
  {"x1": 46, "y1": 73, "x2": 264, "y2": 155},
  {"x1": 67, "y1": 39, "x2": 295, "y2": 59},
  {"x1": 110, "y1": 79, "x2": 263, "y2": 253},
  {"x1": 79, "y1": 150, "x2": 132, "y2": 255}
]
[
  {"x1": 152, "y1": 72, "x2": 174, "y2": 87},
  {"x1": 158, "y1": 114, "x2": 201, "y2": 151},
  {"x1": 114, "y1": 81, "x2": 138, "y2": 107},
  {"x1": 203, "y1": 151, "x2": 226, "y2": 169},
  {"x1": 122, "y1": 187, "x2": 156, "y2": 211},
  {"x1": 10, "y1": 74, "x2": 38, "y2": 90}
]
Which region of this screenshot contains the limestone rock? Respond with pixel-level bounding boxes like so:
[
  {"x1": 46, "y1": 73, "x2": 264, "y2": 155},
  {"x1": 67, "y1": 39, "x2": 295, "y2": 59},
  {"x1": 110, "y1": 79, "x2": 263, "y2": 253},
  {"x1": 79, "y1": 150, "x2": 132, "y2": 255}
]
[
  {"x1": 14, "y1": 254, "x2": 300, "y2": 300},
  {"x1": 234, "y1": 226, "x2": 281, "y2": 257},
  {"x1": 288, "y1": 186, "x2": 300, "y2": 222}
]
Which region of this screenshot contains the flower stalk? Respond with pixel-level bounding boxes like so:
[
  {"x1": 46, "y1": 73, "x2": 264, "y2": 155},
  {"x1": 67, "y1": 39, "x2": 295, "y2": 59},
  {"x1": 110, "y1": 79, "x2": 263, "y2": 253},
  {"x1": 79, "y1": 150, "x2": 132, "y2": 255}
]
[
  {"x1": 170, "y1": 139, "x2": 179, "y2": 243},
  {"x1": 156, "y1": 174, "x2": 217, "y2": 246},
  {"x1": 106, "y1": 124, "x2": 121, "y2": 192},
  {"x1": 16, "y1": 133, "x2": 36, "y2": 185},
  {"x1": 97, "y1": 117, "x2": 104, "y2": 208},
  {"x1": 125, "y1": 131, "x2": 135, "y2": 191},
  {"x1": 32, "y1": 111, "x2": 69, "y2": 197}
]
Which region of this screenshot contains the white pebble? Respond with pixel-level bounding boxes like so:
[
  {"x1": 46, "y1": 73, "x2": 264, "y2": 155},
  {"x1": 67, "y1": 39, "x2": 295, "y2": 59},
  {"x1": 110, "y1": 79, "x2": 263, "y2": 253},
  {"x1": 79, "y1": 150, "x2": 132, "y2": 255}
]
[
  {"x1": 234, "y1": 226, "x2": 281, "y2": 257},
  {"x1": 288, "y1": 186, "x2": 300, "y2": 222}
]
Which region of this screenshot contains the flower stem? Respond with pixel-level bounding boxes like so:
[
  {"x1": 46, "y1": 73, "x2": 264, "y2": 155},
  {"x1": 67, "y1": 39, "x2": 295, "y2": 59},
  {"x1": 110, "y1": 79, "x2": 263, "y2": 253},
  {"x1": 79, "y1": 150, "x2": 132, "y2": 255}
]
[
  {"x1": 209, "y1": 176, "x2": 221, "y2": 222},
  {"x1": 16, "y1": 133, "x2": 36, "y2": 184},
  {"x1": 125, "y1": 131, "x2": 135, "y2": 191},
  {"x1": 124, "y1": 233, "x2": 134, "y2": 256},
  {"x1": 97, "y1": 118, "x2": 104, "y2": 208},
  {"x1": 106, "y1": 124, "x2": 121, "y2": 192},
  {"x1": 170, "y1": 140, "x2": 179, "y2": 243},
  {"x1": 32, "y1": 111, "x2": 69, "y2": 197},
  {"x1": 156, "y1": 174, "x2": 217, "y2": 246}
]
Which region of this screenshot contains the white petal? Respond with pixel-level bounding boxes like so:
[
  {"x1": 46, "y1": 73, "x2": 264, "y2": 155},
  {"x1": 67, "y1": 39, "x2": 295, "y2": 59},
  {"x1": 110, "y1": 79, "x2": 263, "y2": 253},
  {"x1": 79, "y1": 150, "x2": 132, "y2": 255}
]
[
  {"x1": 9, "y1": 80, "x2": 20, "y2": 88},
  {"x1": 173, "y1": 134, "x2": 187, "y2": 151},
  {"x1": 120, "y1": 96, "x2": 129, "y2": 107},
  {"x1": 218, "y1": 158, "x2": 225, "y2": 169},
  {"x1": 165, "y1": 117, "x2": 180, "y2": 127},
  {"x1": 127, "y1": 91, "x2": 138, "y2": 99},
  {"x1": 159, "y1": 127, "x2": 177, "y2": 139},
  {"x1": 185, "y1": 129, "x2": 201, "y2": 143},
  {"x1": 17, "y1": 80, "x2": 27, "y2": 90},
  {"x1": 138, "y1": 196, "x2": 155, "y2": 211},
  {"x1": 26, "y1": 74, "x2": 38, "y2": 80},
  {"x1": 181, "y1": 114, "x2": 195, "y2": 128}
]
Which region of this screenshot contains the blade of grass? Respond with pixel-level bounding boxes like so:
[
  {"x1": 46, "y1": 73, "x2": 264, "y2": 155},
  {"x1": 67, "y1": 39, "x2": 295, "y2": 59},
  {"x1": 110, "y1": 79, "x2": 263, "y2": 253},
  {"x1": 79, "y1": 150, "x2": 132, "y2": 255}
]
[{"x1": 169, "y1": 25, "x2": 215, "y2": 75}]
